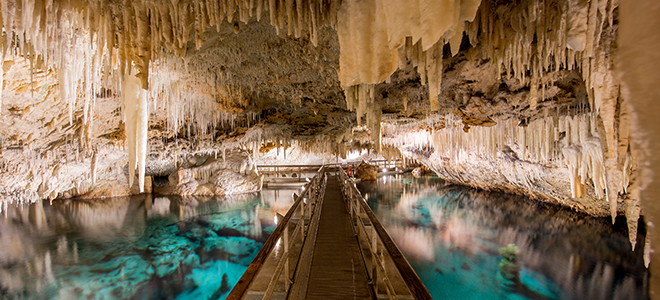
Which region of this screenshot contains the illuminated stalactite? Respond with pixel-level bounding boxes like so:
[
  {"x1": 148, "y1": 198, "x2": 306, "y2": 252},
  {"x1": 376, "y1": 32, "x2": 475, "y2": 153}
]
[
  {"x1": 338, "y1": 0, "x2": 630, "y2": 224},
  {"x1": 0, "y1": 0, "x2": 341, "y2": 194},
  {"x1": 121, "y1": 73, "x2": 148, "y2": 193},
  {"x1": 0, "y1": 0, "x2": 640, "y2": 241},
  {"x1": 383, "y1": 109, "x2": 637, "y2": 238}
]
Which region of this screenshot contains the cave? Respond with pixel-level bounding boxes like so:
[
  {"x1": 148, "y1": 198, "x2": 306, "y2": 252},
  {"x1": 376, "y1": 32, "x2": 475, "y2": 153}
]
[{"x1": 0, "y1": 0, "x2": 659, "y2": 299}]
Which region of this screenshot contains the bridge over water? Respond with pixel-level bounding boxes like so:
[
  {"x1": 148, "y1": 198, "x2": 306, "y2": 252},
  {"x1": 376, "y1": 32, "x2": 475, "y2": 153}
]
[{"x1": 228, "y1": 166, "x2": 432, "y2": 300}]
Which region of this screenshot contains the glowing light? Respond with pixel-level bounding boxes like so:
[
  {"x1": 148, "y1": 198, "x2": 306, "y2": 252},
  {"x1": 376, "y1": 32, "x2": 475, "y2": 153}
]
[{"x1": 347, "y1": 150, "x2": 363, "y2": 160}]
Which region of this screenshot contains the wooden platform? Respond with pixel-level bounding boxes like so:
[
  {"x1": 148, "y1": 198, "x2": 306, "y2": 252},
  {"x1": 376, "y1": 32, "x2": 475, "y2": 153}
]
[{"x1": 304, "y1": 176, "x2": 374, "y2": 299}]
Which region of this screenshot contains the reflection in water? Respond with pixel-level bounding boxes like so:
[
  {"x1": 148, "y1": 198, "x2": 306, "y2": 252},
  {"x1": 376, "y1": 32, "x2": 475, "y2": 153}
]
[
  {"x1": 0, "y1": 188, "x2": 299, "y2": 300},
  {"x1": 358, "y1": 174, "x2": 649, "y2": 300}
]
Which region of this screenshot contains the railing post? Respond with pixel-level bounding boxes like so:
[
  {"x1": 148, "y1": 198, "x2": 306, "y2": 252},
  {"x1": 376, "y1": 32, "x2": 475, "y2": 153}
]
[
  {"x1": 284, "y1": 221, "x2": 290, "y2": 292},
  {"x1": 302, "y1": 198, "x2": 307, "y2": 242},
  {"x1": 371, "y1": 225, "x2": 379, "y2": 295},
  {"x1": 300, "y1": 199, "x2": 306, "y2": 237}
]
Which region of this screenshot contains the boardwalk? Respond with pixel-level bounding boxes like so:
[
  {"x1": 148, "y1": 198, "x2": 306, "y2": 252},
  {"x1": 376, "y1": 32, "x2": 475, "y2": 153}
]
[
  {"x1": 228, "y1": 167, "x2": 431, "y2": 300},
  {"x1": 304, "y1": 175, "x2": 373, "y2": 299}
]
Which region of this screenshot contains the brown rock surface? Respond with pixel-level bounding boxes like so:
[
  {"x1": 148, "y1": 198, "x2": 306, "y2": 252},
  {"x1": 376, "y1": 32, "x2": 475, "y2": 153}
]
[{"x1": 355, "y1": 162, "x2": 378, "y2": 181}]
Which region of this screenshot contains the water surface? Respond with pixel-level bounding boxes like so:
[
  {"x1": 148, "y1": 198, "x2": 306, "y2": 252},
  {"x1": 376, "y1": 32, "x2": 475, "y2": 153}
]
[
  {"x1": 0, "y1": 189, "x2": 300, "y2": 300},
  {"x1": 357, "y1": 174, "x2": 649, "y2": 300}
]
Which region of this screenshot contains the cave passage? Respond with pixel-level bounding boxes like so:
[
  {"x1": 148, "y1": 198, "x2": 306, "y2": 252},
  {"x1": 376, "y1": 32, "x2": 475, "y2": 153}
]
[{"x1": 0, "y1": 0, "x2": 657, "y2": 297}]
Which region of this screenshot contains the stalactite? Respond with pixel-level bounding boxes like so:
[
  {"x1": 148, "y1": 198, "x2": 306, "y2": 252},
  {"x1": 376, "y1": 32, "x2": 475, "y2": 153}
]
[
  {"x1": 122, "y1": 72, "x2": 148, "y2": 193},
  {"x1": 338, "y1": 0, "x2": 629, "y2": 226},
  {"x1": 90, "y1": 151, "x2": 97, "y2": 185},
  {"x1": 425, "y1": 42, "x2": 443, "y2": 111},
  {"x1": 644, "y1": 233, "x2": 651, "y2": 268},
  {"x1": 383, "y1": 112, "x2": 618, "y2": 201},
  {"x1": 0, "y1": 0, "x2": 638, "y2": 245},
  {"x1": 0, "y1": 0, "x2": 341, "y2": 154}
]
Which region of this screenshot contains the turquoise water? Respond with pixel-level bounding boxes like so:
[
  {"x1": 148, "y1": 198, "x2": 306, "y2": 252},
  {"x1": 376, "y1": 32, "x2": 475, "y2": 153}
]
[
  {"x1": 357, "y1": 174, "x2": 649, "y2": 300},
  {"x1": 0, "y1": 189, "x2": 300, "y2": 300},
  {"x1": 0, "y1": 176, "x2": 649, "y2": 300}
]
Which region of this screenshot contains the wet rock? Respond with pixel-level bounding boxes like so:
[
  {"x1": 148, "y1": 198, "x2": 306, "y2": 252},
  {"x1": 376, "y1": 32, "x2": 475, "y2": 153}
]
[
  {"x1": 155, "y1": 150, "x2": 261, "y2": 196},
  {"x1": 194, "y1": 184, "x2": 215, "y2": 196},
  {"x1": 356, "y1": 161, "x2": 378, "y2": 181},
  {"x1": 411, "y1": 166, "x2": 431, "y2": 177},
  {"x1": 165, "y1": 168, "x2": 199, "y2": 196}
]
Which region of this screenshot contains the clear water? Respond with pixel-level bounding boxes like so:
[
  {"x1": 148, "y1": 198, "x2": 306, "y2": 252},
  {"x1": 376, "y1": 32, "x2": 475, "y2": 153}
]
[
  {"x1": 0, "y1": 188, "x2": 301, "y2": 300},
  {"x1": 357, "y1": 174, "x2": 649, "y2": 300}
]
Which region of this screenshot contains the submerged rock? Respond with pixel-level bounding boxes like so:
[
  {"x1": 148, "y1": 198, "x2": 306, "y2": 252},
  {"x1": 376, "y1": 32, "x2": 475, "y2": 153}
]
[{"x1": 498, "y1": 243, "x2": 521, "y2": 290}]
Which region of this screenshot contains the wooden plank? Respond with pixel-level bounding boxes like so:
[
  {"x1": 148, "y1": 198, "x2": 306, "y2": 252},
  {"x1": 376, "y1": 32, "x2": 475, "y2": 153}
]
[
  {"x1": 287, "y1": 176, "x2": 327, "y2": 299},
  {"x1": 305, "y1": 176, "x2": 374, "y2": 299}
]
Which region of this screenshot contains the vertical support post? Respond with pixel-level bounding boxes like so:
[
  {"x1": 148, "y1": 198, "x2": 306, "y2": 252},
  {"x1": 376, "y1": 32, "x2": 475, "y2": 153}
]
[
  {"x1": 302, "y1": 200, "x2": 307, "y2": 242},
  {"x1": 371, "y1": 225, "x2": 379, "y2": 296},
  {"x1": 284, "y1": 221, "x2": 290, "y2": 291}
]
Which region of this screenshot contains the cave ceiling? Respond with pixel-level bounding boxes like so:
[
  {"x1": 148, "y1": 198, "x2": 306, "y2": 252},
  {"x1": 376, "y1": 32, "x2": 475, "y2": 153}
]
[{"x1": 0, "y1": 0, "x2": 638, "y2": 236}]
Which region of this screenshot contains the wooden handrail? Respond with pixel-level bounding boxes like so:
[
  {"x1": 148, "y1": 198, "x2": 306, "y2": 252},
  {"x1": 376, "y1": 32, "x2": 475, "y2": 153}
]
[
  {"x1": 255, "y1": 159, "x2": 403, "y2": 169},
  {"x1": 227, "y1": 167, "x2": 323, "y2": 299},
  {"x1": 338, "y1": 167, "x2": 433, "y2": 300},
  {"x1": 257, "y1": 164, "x2": 325, "y2": 168}
]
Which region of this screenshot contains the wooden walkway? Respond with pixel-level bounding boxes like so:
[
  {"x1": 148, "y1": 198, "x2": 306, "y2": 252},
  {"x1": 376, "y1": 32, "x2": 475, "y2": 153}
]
[
  {"x1": 228, "y1": 168, "x2": 431, "y2": 300},
  {"x1": 304, "y1": 175, "x2": 374, "y2": 299}
]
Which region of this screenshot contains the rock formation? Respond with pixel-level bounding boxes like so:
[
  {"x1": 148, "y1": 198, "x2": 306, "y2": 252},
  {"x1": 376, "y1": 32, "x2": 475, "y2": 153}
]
[
  {"x1": 355, "y1": 161, "x2": 378, "y2": 181},
  {"x1": 0, "y1": 0, "x2": 653, "y2": 262}
]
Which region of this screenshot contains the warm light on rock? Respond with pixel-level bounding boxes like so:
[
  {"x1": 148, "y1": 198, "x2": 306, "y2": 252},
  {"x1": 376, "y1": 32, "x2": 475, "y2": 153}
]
[{"x1": 0, "y1": 0, "x2": 654, "y2": 264}]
